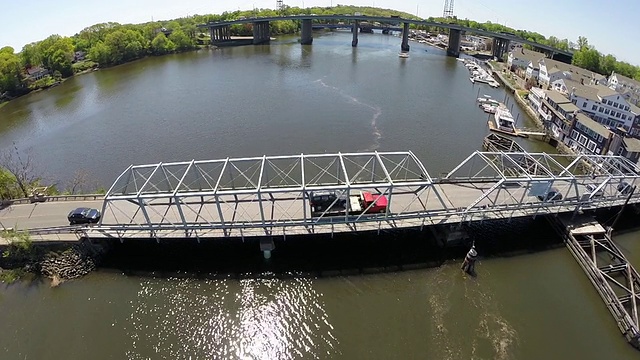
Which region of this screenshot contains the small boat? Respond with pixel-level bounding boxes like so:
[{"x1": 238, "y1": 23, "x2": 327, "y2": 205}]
[
  {"x1": 398, "y1": 52, "x2": 409, "y2": 58},
  {"x1": 488, "y1": 107, "x2": 523, "y2": 137},
  {"x1": 482, "y1": 104, "x2": 498, "y2": 114}
]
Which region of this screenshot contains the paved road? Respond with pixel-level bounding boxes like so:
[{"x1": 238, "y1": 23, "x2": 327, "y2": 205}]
[{"x1": 0, "y1": 200, "x2": 103, "y2": 230}]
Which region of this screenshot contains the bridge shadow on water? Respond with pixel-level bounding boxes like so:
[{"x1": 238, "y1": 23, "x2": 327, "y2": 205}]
[{"x1": 98, "y1": 206, "x2": 640, "y2": 279}]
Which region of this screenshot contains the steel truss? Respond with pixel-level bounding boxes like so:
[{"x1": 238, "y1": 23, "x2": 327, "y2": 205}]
[{"x1": 92, "y1": 150, "x2": 640, "y2": 239}]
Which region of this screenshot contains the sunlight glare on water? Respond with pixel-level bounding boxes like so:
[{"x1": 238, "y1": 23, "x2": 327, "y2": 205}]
[{"x1": 125, "y1": 275, "x2": 338, "y2": 359}]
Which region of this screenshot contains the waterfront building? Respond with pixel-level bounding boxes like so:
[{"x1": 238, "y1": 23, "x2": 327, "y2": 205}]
[
  {"x1": 550, "y1": 78, "x2": 640, "y2": 133},
  {"x1": 607, "y1": 71, "x2": 640, "y2": 106}
]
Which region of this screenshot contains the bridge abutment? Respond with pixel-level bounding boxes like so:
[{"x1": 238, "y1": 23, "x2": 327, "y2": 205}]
[
  {"x1": 352, "y1": 20, "x2": 359, "y2": 47},
  {"x1": 447, "y1": 28, "x2": 461, "y2": 57},
  {"x1": 401, "y1": 22, "x2": 410, "y2": 52},
  {"x1": 301, "y1": 19, "x2": 313, "y2": 45}
]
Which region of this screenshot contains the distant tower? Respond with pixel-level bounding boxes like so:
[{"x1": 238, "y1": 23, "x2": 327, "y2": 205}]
[
  {"x1": 443, "y1": 0, "x2": 454, "y2": 18},
  {"x1": 276, "y1": 0, "x2": 284, "y2": 11}
]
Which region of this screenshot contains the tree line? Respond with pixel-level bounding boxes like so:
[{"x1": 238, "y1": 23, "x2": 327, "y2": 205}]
[{"x1": 1, "y1": 5, "x2": 639, "y2": 103}]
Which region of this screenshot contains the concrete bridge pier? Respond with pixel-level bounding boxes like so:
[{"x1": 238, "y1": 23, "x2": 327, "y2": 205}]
[
  {"x1": 400, "y1": 22, "x2": 410, "y2": 52},
  {"x1": 492, "y1": 37, "x2": 511, "y2": 61},
  {"x1": 447, "y1": 28, "x2": 461, "y2": 57},
  {"x1": 301, "y1": 19, "x2": 313, "y2": 45},
  {"x1": 352, "y1": 20, "x2": 359, "y2": 47},
  {"x1": 253, "y1": 21, "x2": 270, "y2": 45},
  {"x1": 210, "y1": 25, "x2": 231, "y2": 44}
]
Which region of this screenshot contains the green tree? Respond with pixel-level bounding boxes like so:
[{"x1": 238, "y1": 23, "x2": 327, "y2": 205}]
[
  {"x1": 87, "y1": 40, "x2": 110, "y2": 65},
  {"x1": 572, "y1": 47, "x2": 601, "y2": 73},
  {"x1": 168, "y1": 29, "x2": 193, "y2": 51},
  {"x1": 577, "y1": 36, "x2": 589, "y2": 50},
  {"x1": 0, "y1": 48, "x2": 24, "y2": 94},
  {"x1": 600, "y1": 54, "x2": 617, "y2": 76},
  {"x1": 151, "y1": 33, "x2": 176, "y2": 55},
  {"x1": 19, "y1": 43, "x2": 40, "y2": 67}
]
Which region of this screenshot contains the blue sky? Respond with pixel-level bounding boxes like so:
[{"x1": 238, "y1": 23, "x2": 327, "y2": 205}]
[{"x1": 1, "y1": 0, "x2": 637, "y2": 65}]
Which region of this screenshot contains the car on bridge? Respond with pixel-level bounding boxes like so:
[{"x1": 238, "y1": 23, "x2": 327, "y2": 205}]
[
  {"x1": 68, "y1": 207, "x2": 101, "y2": 225},
  {"x1": 309, "y1": 190, "x2": 388, "y2": 216},
  {"x1": 537, "y1": 187, "x2": 562, "y2": 201}
]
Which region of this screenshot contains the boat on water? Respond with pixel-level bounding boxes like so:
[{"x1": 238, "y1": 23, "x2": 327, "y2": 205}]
[
  {"x1": 488, "y1": 106, "x2": 522, "y2": 136},
  {"x1": 471, "y1": 75, "x2": 500, "y2": 87},
  {"x1": 482, "y1": 103, "x2": 498, "y2": 114},
  {"x1": 398, "y1": 52, "x2": 409, "y2": 58}
]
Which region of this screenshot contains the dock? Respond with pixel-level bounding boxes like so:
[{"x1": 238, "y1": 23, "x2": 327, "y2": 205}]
[{"x1": 549, "y1": 214, "x2": 640, "y2": 349}]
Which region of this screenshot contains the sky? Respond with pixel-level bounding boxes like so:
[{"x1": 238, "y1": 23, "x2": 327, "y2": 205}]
[{"x1": 0, "y1": 0, "x2": 638, "y2": 65}]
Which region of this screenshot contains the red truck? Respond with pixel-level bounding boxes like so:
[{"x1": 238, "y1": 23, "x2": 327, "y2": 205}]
[{"x1": 309, "y1": 190, "x2": 389, "y2": 216}]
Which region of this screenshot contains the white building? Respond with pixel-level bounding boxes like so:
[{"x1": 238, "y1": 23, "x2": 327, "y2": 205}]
[
  {"x1": 507, "y1": 48, "x2": 544, "y2": 71},
  {"x1": 538, "y1": 58, "x2": 606, "y2": 88},
  {"x1": 608, "y1": 71, "x2": 640, "y2": 106},
  {"x1": 550, "y1": 78, "x2": 640, "y2": 132}
]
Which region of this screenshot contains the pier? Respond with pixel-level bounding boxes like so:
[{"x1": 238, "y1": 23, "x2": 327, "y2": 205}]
[{"x1": 550, "y1": 214, "x2": 640, "y2": 349}]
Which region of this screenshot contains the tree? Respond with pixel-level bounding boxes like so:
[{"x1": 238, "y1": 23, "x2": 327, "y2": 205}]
[
  {"x1": 0, "y1": 47, "x2": 24, "y2": 94},
  {"x1": 600, "y1": 54, "x2": 617, "y2": 76},
  {"x1": 151, "y1": 33, "x2": 176, "y2": 55},
  {"x1": 572, "y1": 47, "x2": 601, "y2": 73},
  {"x1": 87, "y1": 40, "x2": 110, "y2": 65},
  {"x1": 0, "y1": 144, "x2": 41, "y2": 198},
  {"x1": 19, "y1": 43, "x2": 40, "y2": 67},
  {"x1": 66, "y1": 169, "x2": 89, "y2": 194},
  {"x1": 168, "y1": 29, "x2": 193, "y2": 51},
  {"x1": 577, "y1": 36, "x2": 589, "y2": 50}
]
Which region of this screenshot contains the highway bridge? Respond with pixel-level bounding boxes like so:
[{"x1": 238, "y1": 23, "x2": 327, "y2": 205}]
[
  {"x1": 2, "y1": 147, "x2": 638, "y2": 242},
  {"x1": 198, "y1": 14, "x2": 573, "y2": 61}
]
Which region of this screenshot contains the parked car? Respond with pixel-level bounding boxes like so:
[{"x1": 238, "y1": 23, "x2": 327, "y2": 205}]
[
  {"x1": 68, "y1": 207, "x2": 101, "y2": 225},
  {"x1": 537, "y1": 187, "x2": 562, "y2": 201}
]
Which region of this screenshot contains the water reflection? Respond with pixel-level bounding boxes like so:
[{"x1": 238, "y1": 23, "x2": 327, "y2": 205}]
[{"x1": 126, "y1": 275, "x2": 338, "y2": 359}]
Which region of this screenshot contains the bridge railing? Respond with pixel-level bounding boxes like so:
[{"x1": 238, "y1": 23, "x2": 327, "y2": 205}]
[{"x1": 5, "y1": 194, "x2": 104, "y2": 206}]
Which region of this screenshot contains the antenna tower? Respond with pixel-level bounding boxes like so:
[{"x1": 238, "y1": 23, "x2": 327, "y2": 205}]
[
  {"x1": 276, "y1": 0, "x2": 284, "y2": 11},
  {"x1": 443, "y1": 0, "x2": 454, "y2": 18}
]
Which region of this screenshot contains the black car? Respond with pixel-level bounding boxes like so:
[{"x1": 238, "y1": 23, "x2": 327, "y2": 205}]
[
  {"x1": 537, "y1": 188, "x2": 563, "y2": 201},
  {"x1": 308, "y1": 191, "x2": 346, "y2": 214},
  {"x1": 68, "y1": 207, "x2": 101, "y2": 225}
]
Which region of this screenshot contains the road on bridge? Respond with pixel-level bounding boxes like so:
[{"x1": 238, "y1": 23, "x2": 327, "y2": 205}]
[{"x1": 0, "y1": 200, "x2": 103, "y2": 230}]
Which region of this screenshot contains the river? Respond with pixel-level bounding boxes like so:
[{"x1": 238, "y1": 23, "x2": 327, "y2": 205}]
[{"x1": 0, "y1": 31, "x2": 639, "y2": 359}]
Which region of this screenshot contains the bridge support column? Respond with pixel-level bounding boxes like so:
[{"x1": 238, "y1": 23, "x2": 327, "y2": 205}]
[
  {"x1": 253, "y1": 21, "x2": 270, "y2": 45},
  {"x1": 401, "y1": 22, "x2": 410, "y2": 52},
  {"x1": 260, "y1": 238, "x2": 275, "y2": 260},
  {"x1": 352, "y1": 20, "x2": 359, "y2": 47},
  {"x1": 301, "y1": 19, "x2": 313, "y2": 45},
  {"x1": 492, "y1": 37, "x2": 510, "y2": 61},
  {"x1": 211, "y1": 25, "x2": 231, "y2": 44},
  {"x1": 447, "y1": 28, "x2": 461, "y2": 57}
]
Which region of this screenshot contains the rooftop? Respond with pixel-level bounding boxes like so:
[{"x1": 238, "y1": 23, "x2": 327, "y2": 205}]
[
  {"x1": 540, "y1": 58, "x2": 606, "y2": 83},
  {"x1": 509, "y1": 48, "x2": 545, "y2": 66},
  {"x1": 545, "y1": 89, "x2": 571, "y2": 105},
  {"x1": 575, "y1": 113, "x2": 610, "y2": 138},
  {"x1": 611, "y1": 72, "x2": 640, "y2": 89},
  {"x1": 624, "y1": 137, "x2": 640, "y2": 153}
]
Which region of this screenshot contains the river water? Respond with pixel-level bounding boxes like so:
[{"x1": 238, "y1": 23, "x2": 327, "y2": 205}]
[{"x1": 0, "y1": 32, "x2": 639, "y2": 359}]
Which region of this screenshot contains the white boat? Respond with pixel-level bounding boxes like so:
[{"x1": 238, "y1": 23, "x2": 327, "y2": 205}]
[
  {"x1": 482, "y1": 104, "x2": 497, "y2": 114},
  {"x1": 493, "y1": 107, "x2": 517, "y2": 133},
  {"x1": 398, "y1": 52, "x2": 409, "y2": 58}
]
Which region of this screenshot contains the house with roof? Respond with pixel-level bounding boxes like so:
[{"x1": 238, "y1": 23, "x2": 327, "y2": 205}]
[
  {"x1": 539, "y1": 89, "x2": 580, "y2": 142},
  {"x1": 608, "y1": 71, "x2": 640, "y2": 106},
  {"x1": 550, "y1": 78, "x2": 640, "y2": 133},
  {"x1": 536, "y1": 58, "x2": 606, "y2": 88},
  {"x1": 507, "y1": 48, "x2": 544, "y2": 71},
  {"x1": 25, "y1": 66, "x2": 50, "y2": 81}
]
